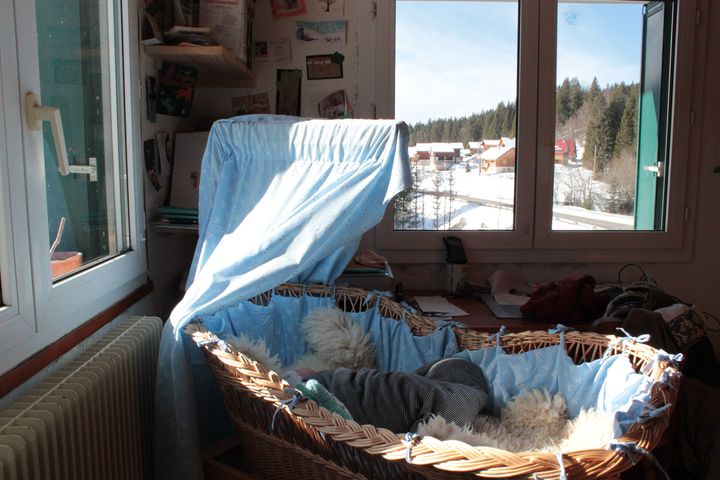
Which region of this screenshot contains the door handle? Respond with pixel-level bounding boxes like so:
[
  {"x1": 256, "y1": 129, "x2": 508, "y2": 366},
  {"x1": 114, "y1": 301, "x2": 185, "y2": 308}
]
[{"x1": 25, "y1": 92, "x2": 97, "y2": 181}]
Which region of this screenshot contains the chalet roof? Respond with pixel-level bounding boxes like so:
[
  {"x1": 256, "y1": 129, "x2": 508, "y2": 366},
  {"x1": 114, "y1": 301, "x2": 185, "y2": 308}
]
[
  {"x1": 480, "y1": 145, "x2": 515, "y2": 160},
  {"x1": 468, "y1": 141, "x2": 483, "y2": 149},
  {"x1": 430, "y1": 142, "x2": 455, "y2": 153}
]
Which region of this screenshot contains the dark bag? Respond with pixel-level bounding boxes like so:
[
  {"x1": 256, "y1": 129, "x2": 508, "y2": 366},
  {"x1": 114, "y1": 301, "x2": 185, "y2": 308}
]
[{"x1": 521, "y1": 275, "x2": 605, "y2": 322}]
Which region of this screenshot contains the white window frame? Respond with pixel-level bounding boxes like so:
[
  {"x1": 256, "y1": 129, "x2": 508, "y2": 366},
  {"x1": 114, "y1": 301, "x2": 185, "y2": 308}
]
[
  {"x1": 0, "y1": 0, "x2": 147, "y2": 375},
  {"x1": 374, "y1": 0, "x2": 699, "y2": 264}
]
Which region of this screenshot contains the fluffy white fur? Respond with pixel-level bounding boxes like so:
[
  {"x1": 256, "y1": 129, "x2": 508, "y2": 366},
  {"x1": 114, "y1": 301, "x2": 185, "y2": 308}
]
[
  {"x1": 290, "y1": 307, "x2": 376, "y2": 371},
  {"x1": 226, "y1": 334, "x2": 283, "y2": 375},
  {"x1": 417, "y1": 389, "x2": 615, "y2": 453},
  {"x1": 227, "y1": 307, "x2": 376, "y2": 384}
]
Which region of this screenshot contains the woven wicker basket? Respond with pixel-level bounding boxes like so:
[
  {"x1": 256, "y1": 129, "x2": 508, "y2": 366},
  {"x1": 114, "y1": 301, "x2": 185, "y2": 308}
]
[{"x1": 185, "y1": 284, "x2": 680, "y2": 480}]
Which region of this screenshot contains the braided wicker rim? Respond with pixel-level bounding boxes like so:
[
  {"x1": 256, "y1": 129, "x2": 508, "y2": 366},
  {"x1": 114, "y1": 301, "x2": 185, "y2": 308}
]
[{"x1": 186, "y1": 283, "x2": 681, "y2": 479}]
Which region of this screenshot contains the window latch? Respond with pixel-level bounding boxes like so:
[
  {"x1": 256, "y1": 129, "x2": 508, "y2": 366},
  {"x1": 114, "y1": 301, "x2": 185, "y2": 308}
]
[
  {"x1": 643, "y1": 161, "x2": 664, "y2": 178},
  {"x1": 25, "y1": 92, "x2": 98, "y2": 182}
]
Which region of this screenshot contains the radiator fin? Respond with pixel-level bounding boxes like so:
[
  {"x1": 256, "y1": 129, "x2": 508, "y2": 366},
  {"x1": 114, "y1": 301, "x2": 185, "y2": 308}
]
[{"x1": 0, "y1": 316, "x2": 161, "y2": 480}]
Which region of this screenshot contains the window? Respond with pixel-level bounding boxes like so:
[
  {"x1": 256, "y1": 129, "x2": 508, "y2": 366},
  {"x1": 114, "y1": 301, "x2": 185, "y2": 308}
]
[
  {"x1": 375, "y1": 0, "x2": 696, "y2": 260},
  {"x1": 0, "y1": 0, "x2": 146, "y2": 374}
]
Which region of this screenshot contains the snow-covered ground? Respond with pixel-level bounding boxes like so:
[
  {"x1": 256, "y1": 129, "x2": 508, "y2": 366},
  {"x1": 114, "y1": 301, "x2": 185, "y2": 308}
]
[{"x1": 397, "y1": 162, "x2": 635, "y2": 231}]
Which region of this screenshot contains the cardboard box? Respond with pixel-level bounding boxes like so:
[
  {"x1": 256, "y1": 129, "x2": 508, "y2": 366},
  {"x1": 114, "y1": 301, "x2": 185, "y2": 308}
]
[
  {"x1": 170, "y1": 131, "x2": 210, "y2": 209},
  {"x1": 199, "y1": 0, "x2": 254, "y2": 66}
]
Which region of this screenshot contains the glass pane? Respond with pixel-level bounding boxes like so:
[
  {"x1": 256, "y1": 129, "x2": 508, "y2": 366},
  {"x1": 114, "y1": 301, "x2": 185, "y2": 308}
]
[
  {"x1": 552, "y1": 1, "x2": 671, "y2": 231},
  {"x1": 394, "y1": 1, "x2": 518, "y2": 231},
  {"x1": 35, "y1": 0, "x2": 129, "y2": 280}
]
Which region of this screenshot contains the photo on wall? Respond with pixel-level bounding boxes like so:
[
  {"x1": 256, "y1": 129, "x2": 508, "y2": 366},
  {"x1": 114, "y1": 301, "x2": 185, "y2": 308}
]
[
  {"x1": 231, "y1": 93, "x2": 271, "y2": 115},
  {"x1": 312, "y1": 0, "x2": 344, "y2": 13},
  {"x1": 271, "y1": 0, "x2": 307, "y2": 18},
  {"x1": 276, "y1": 69, "x2": 302, "y2": 116},
  {"x1": 156, "y1": 61, "x2": 198, "y2": 117},
  {"x1": 295, "y1": 20, "x2": 347, "y2": 44},
  {"x1": 306, "y1": 52, "x2": 344, "y2": 80},
  {"x1": 318, "y1": 89, "x2": 353, "y2": 119},
  {"x1": 255, "y1": 37, "x2": 292, "y2": 64}
]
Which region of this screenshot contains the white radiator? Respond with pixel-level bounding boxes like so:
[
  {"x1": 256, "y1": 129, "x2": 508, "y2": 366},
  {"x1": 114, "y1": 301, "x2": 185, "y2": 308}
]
[{"x1": 0, "y1": 316, "x2": 162, "y2": 480}]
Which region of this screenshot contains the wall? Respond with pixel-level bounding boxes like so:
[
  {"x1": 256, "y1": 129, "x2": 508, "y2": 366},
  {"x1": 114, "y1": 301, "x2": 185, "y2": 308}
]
[{"x1": 191, "y1": 0, "x2": 377, "y2": 121}]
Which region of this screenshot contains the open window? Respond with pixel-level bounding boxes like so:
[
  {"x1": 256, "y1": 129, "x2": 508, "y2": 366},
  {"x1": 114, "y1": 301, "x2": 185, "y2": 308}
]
[{"x1": 376, "y1": 0, "x2": 696, "y2": 261}]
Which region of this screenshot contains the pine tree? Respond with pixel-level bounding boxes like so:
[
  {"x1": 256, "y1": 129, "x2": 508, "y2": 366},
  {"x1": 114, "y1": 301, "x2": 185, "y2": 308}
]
[
  {"x1": 588, "y1": 77, "x2": 602, "y2": 104},
  {"x1": 583, "y1": 90, "x2": 609, "y2": 172},
  {"x1": 569, "y1": 77, "x2": 584, "y2": 113},
  {"x1": 556, "y1": 78, "x2": 573, "y2": 125},
  {"x1": 603, "y1": 87, "x2": 627, "y2": 161},
  {"x1": 614, "y1": 94, "x2": 638, "y2": 157}
]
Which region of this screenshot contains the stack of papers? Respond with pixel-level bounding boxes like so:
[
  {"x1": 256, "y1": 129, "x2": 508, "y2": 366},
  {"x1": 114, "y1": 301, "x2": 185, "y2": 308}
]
[{"x1": 414, "y1": 296, "x2": 469, "y2": 317}]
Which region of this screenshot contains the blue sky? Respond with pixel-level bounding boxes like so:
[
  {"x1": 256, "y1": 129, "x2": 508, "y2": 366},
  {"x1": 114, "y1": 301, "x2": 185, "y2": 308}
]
[{"x1": 395, "y1": 1, "x2": 645, "y2": 124}]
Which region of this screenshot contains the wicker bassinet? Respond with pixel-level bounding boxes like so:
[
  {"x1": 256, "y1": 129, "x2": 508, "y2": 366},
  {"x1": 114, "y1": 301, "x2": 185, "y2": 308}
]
[{"x1": 185, "y1": 284, "x2": 681, "y2": 480}]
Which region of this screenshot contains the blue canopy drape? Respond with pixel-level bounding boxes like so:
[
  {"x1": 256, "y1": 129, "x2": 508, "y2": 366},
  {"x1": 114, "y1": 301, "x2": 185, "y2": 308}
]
[{"x1": 155, "y1": 115, "x2": 411, "y2": 479}]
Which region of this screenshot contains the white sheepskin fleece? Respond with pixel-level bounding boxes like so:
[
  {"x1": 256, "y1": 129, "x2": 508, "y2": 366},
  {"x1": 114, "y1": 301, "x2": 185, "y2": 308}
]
[
  {"x1": 226, "y1": 307, "x2": 376, "y2": 384},
  {"x1": 292, "y1": 307, "x2": 376, "y2": 371},
  {"x1": 417, "y1": 389, "x2": 615, "y2": 453},
  {"x1": 226, "y1": 334, "x2": 284, "y2": 375}
]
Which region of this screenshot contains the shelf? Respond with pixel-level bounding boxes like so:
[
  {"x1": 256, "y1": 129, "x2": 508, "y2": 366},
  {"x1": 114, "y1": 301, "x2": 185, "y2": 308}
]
[
  {"x1": 149, "y1": 221, "x2": 198, "y2": 235},
  {"x1": 144, "y1": 45, "x2": 255, "y2": 88}
]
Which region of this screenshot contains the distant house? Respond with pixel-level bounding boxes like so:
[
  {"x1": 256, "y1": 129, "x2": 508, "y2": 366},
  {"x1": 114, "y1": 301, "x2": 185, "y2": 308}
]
[
  {"x1": 430, "y1": 143, "x2": 455, "y2": 170},
  {"x1": 468, "y1": 141, "x2": 483, "y2": 154},
  {"x1": 480, "y1": 138, "x2": 516, "y2": 173},
  {"x1": 449, "y1": 142, "x2": 464, "y2": 158},
  {"x1": 415, "y1": 143, "x2": 432, "y2": 160},
  {"x1": 554, "y1": 139, "x2": 577, "y2": 163}
]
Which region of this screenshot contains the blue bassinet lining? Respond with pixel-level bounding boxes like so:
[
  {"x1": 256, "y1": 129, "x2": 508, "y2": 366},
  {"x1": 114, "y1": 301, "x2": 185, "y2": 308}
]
[{"x1": 200, "y1": 292, "x2": 660, "y2": 438}]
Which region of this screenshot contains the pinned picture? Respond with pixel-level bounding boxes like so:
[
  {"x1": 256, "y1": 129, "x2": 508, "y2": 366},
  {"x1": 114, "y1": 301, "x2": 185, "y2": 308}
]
[
  {"x1": 306, "y1": 52, "x2": 344, "y2": 80},
  {"x1": 231, "y1": 93, "x2": 271, "y2": 115},
  {"x1": 255, "y1": 38, "x2": 292, "y2": 65},
  {"x1": 295, "y1": 20, "x2": 347, "y2": 44},
  {"x1": 271, "y1": 0, "x2": 307, "y2": 18},
  {"x1": 276, "y1": 69, "x2": 302, "y2": 116},
  {"x1": 313, "y1": 0, "x2": 344, "y2": 13},
  {"x1": 318, "y1": 90, "x2": 353, "y2": 119}
]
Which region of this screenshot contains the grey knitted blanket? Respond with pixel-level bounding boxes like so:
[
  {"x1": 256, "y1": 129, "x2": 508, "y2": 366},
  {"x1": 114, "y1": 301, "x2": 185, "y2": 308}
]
[{"x1": 309, "y1": 358, "x2": 490, "y2": 433}]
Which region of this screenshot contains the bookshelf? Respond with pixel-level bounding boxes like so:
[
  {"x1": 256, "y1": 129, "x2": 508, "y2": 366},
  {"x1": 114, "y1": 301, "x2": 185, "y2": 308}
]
[{"x1": 144, "y1": 45, "x2": 255, "y2": 87}]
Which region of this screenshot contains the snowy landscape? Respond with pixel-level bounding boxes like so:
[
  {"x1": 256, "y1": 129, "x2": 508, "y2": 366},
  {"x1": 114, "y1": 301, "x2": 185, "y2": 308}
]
[{"x1": 394, "y1": 159, "x2": 635, "y2": 231}]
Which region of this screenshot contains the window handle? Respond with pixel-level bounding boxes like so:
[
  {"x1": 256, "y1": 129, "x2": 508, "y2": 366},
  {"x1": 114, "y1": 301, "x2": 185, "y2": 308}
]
[
  {"x1": 25, "y1": 92, "x2": 97, "y2": 181},
  {"x1": 643, "y1": 161, "x2": 664, "y2": 178}
]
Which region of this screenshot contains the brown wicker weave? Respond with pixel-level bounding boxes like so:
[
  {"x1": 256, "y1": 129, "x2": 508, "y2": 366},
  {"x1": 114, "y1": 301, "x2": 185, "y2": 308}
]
[{"x1": 185, "y1": 284, "x2": 681, "y2": 480}]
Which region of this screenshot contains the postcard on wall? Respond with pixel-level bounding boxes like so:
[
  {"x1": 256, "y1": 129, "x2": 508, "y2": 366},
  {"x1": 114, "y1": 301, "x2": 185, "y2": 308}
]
[
  {"x1": 306, "y1": 52, "x2": 344, "y2": 80},
  {"x1": 295, "y1": 20, "x2": 347, "y2": 44},
  {"x1": 318, "y1": 89, "x2": 353, "y2": 119},
  {"x1": 143, "y1": 137, "x2": 161, "y2": 191},
  {"x1": 276, "y1": 69, "x2": 302, "y2": 116},
  {"x1": 312, "y1": 0, "x2": 344, "y2": 13},
  {"x1": 231, "y1": 93, "x2": 271, "y2": 115},
  {"x1": 255, "y1": 37, "x2": 292, "y2": 64},
  {"x1": 271, "y1": 0, "x2": 307, "y2": 18},
  {"x1": 156, "y1": 61, "x2": 198, "y2": 117},
  {"x1": 145, "y1": 75, "x2": 157, "y2": 122}
]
